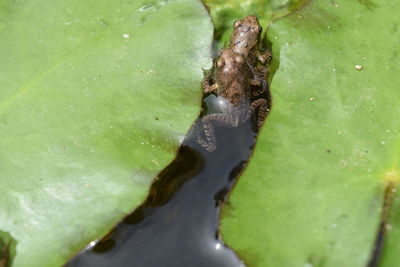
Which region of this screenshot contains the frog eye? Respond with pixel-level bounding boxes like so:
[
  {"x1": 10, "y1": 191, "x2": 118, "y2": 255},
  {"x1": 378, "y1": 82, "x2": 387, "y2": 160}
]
[
  {"x1": 217, "y1": 58, "x2": 225, "y2": 68},
  {"x1": 234, "y1": 21, "x2": 241, "y2": 29},
  {"x1": 252, "y1": 26, "x2": 261, "y2": 33}
]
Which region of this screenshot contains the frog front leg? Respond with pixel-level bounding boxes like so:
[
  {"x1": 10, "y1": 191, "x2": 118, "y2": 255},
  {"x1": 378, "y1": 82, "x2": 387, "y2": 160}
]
[
  {"x1": 257, "y1": 50, "x2": 272, "y2": 65},
  {"x1": 249, "y1": 69, "x2": 269, "y2": 98},
  {"x1": 248, "y1": 59, "x2": 268, "y2": 89},
  {"x1": 202, "y1": 74, "x2": 219, "y2": 95},
  {"x1": 197, "y1": 113, "x2": 236, "y2": 152}
]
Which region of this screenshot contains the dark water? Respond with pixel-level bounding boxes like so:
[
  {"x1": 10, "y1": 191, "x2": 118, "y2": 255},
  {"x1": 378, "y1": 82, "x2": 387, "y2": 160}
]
[{"x1": 66, "y1": 94, "x2": 266, "y2": 267}]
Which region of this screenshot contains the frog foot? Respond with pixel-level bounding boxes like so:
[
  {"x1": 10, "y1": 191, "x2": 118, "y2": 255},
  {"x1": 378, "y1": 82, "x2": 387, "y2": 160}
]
[
  {"x1": 196, "y1": 119, "x2": 217, "y2": 152},
  {"x1": 258, "y1": 51, "x2": 272, "y2": 65},
  {"x1": 196, "y1": 113, "x2": 238, "y2": 152},
  {"x1": 202, "y1": 79, "x2": 219, "y2": 95}
]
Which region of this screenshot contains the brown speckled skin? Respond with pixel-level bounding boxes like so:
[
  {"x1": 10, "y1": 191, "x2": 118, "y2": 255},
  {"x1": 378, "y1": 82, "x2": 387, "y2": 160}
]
[
  {"x1": 230, "y1": 15, "x2": 262, "y2": 63},
  {"x1": 197, "y1": 15, "x2": 270, "y2": 152},
  {"x1": 230, "y1": 15, "x2": 271, "y2": 83},
  {"x1": 212, "y1": 49, "x2": 252, "y2": 106}
]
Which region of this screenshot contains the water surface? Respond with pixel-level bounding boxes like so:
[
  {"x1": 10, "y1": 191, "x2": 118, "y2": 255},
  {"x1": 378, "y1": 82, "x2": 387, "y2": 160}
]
[{"x1": 67, "y1": 93, "x2": 267, "y2": 267}]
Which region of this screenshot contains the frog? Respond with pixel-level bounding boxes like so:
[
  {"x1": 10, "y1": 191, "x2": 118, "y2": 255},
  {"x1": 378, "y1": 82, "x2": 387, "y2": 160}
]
[
  {"x1": 197, "y1": 50, "x2": 268, "y2": 152},
  {"x1": 196, "y1": 15, "x2": 271, "y2": 152},
  {"x1": 230, "y1": 15, "x2": 271, "y2": 93},
  {"x1": 202, "y1": 15, "x2": 270, "y2": 92}
]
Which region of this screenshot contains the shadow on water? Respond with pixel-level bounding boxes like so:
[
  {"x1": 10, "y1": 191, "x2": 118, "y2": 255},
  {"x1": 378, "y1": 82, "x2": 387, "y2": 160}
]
[{"x1": 66, "y1": 92, "x2": 267, "y2": 267}]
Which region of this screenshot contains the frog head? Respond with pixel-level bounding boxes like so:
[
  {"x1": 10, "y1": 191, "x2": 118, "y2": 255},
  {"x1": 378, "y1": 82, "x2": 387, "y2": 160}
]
[{"x1": 230, "y1": 15, "x2": 262, "y2": 58}]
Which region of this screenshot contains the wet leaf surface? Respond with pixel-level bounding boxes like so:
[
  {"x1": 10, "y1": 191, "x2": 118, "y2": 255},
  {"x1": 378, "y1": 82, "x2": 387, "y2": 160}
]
[
  {"x1": 220, "y1": 1, "x2": 400, "y2": 266},
  {"x1": 0, "y1": 0, "x2": 212, "y2": 266}
]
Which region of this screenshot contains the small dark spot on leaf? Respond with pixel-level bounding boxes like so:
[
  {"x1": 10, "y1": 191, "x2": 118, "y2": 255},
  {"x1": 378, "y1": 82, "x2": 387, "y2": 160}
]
[
  {"x1": 391, "y1": 23, "x2": 399, "y2": 34},
  {"x1": 326, "y1": 149, "x2": 331, "y2": 153},
  {"x1": 307, "y1": 254, "x2": 327, "y2": 267},
  {"x1": 357, "y1": 0, "x2": 378, "y2": 10},
  {"x1": 98, "y1": 19, "x2": 109, "y2": 26},
  {"x1": 154, "y1": 116, "x2": 159, "y2": 120}
]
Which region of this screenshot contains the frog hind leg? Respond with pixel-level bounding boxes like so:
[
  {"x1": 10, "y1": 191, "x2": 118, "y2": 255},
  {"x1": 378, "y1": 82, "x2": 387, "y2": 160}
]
[
  {"x1": 196, "y1": 113, "x2": 235, "y2": 152},
  {"x1": 196, "y1": 121, "x2": 216, "y2": 152},
  {"x1": 250, "y1": 78, "x2": 268, "y2": 98},
  {"x1": 250, "y1": 98, "x2": 269, "y2": 130}
]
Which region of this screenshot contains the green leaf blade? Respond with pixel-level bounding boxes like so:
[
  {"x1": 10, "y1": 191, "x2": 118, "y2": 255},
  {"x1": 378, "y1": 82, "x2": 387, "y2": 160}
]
[
  {"x1": 221, "y1": 1, "x2": 400, "y2": 266},
  {"x1": 0, "y1": 0, "x2": 212, "y2": 266}
]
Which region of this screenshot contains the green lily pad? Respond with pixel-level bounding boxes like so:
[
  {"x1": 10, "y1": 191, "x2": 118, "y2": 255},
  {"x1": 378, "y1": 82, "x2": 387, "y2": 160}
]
[
  {"x1": 221, "y1": 0, "x2": 400, "y2": 266},
  {"x1": 0, "y1": 0, "x2": 212, "y2": 266}
]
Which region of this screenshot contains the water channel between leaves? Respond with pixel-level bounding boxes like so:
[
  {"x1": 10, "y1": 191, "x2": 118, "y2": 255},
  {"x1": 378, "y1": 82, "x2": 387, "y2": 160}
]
[{"x1": 66, "y1": 90, "x2": 270, "y2": 266}]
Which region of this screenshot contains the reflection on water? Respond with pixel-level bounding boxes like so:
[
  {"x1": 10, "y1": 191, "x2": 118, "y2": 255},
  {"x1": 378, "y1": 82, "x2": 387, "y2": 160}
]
[{"x1": 66, "y1": 94, "x2": 265, "y2": 267}]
